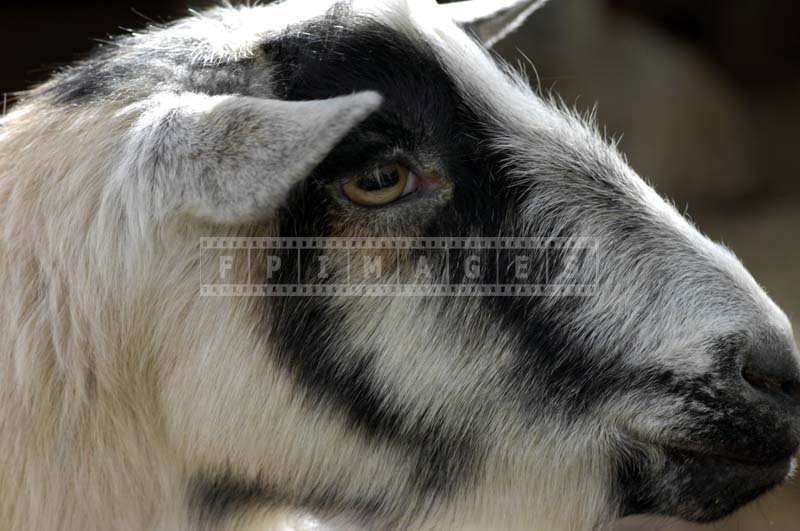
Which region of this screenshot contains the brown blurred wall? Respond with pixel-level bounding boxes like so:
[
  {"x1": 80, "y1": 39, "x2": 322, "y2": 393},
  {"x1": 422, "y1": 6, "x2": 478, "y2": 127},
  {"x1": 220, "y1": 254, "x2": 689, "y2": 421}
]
[{"x1": 2, "y1": 2, "x2": 799, "y2": 530}]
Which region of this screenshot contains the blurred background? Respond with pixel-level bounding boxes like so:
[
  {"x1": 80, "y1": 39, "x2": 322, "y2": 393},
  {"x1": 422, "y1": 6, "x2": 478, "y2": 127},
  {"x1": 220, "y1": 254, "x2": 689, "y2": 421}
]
[{"x1": 2, "y1": 1, "x2": 798, "y2": 529}]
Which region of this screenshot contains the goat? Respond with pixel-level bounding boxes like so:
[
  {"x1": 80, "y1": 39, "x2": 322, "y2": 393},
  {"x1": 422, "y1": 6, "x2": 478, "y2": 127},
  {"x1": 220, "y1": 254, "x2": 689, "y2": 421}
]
[{"x1": 1, "y1": 1, "x2": 798, "y2": 530}]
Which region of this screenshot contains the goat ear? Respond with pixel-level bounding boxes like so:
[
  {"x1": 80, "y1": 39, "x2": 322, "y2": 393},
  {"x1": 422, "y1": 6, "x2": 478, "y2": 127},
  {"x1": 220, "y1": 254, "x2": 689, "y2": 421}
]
[
  {"x1": 441, "y1": 0, "x2": 549, "y2": 48},
  {"x1": 127, "y1": 91, "x2": 382, "y2": 224}
]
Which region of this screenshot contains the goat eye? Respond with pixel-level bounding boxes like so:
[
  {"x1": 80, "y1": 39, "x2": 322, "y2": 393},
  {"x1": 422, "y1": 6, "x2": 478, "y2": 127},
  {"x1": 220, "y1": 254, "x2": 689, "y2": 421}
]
[{"x1": 342, "y1": 164, "x2": 418, "y2": 206}]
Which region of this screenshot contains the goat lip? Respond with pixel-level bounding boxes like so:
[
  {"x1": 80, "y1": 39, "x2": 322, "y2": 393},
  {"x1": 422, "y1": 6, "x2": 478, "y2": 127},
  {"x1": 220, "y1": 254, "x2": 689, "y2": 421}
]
[
  {"x1": 674, "y1": 453, "x2": 793, "y2": 523},
  {"x1": 659, "y1": 444, "x2": 798, "y2": 468},
  {"x1": 625, "y1": 431, "x2": 799, "y2": 467},
  {"x1": 617, "y1": 440, "x2": 796, "y2": 522}
]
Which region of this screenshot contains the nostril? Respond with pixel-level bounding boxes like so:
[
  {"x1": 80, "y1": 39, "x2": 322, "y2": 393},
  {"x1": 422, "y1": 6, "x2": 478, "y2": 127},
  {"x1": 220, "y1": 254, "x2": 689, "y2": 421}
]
[
  {"x1": 742, "y1": 362, "x2": 800, "y2": 404},
  {"x1": 735, "y1": 328, "x2": 800, "y2": 405},
  {"x1": 782, "y1": 380, "x2": 800, "y2": 403},
  {"x1": 742, "y1": 367, "x2": 776, "y2": 394}
]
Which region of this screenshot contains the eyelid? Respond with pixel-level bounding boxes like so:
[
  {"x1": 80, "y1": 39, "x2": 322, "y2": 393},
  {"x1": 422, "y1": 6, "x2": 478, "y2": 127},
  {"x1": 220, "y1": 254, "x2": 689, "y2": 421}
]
[{"x1": 340, "y1": 149, "x2": 420, "y2": 183}]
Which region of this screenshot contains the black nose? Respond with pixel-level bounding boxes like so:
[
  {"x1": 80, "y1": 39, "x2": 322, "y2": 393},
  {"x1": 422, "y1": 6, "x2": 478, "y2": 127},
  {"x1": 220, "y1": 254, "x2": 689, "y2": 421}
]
[{"x1": 741, "y1": 332, "x2": 800, "y2": 405}]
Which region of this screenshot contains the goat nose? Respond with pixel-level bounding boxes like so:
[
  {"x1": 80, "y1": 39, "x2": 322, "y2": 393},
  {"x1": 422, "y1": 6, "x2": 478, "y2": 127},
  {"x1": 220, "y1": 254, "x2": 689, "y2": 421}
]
[{"x1": 741, "y1": 333, "x2": 800, "y2": 405}]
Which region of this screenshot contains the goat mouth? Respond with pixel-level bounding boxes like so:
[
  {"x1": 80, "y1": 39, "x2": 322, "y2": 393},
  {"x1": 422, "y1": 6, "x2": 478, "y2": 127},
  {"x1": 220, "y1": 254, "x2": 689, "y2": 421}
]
[
  {"x1": 677, "y1": 452, "x2": 793, "y2": 522},
  {"x1": 624, "y1": 428, "x2": 799, "y2": 467},
  {"x1": 659, "y1": 443, "x2": 798, "y2": 469},
  {"x1": 617, "y1": 439, "x2": 797, "y2": 522}
]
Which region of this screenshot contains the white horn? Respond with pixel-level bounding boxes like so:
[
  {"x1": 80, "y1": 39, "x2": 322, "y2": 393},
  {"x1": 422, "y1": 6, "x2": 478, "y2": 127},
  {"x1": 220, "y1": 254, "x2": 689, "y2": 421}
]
[{"x1": 441, "y1": 0, "x2": 550, "y2": 48}]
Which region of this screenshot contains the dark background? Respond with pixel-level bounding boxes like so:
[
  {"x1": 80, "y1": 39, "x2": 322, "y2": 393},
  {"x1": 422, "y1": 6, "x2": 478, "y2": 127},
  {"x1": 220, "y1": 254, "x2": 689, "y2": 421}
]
[{"x1": 2, "y1": 1, "x2": 798, "y2": 529}]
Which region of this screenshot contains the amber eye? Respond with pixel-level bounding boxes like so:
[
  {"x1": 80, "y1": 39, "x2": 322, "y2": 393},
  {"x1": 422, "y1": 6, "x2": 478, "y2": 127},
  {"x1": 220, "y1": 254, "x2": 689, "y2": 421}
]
[{"x1": 342, "y1": 164, "x2": 418, "y2": 206}]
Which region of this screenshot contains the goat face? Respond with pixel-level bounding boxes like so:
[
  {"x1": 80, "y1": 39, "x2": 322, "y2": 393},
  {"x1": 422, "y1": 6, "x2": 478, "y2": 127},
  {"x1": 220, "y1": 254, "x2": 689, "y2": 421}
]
[{"x1": 23, "y1": 0, "x2": 800, "y2": 529}]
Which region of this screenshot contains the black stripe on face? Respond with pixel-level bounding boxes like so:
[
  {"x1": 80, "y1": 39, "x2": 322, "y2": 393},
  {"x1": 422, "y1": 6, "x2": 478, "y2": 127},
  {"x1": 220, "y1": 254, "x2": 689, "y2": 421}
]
[
  {"x1": 189, "y1": 473, "x2": 277, "y2": 525},
  {"x1": 256, "y1": 11, "x2": 492, "y2": 514},
  {"x1": 188, "y1": 471, "x2": 385, "y2": 526},
  {"x1": 268, "y1": 277, "x2": 481, "y2": 511}
]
